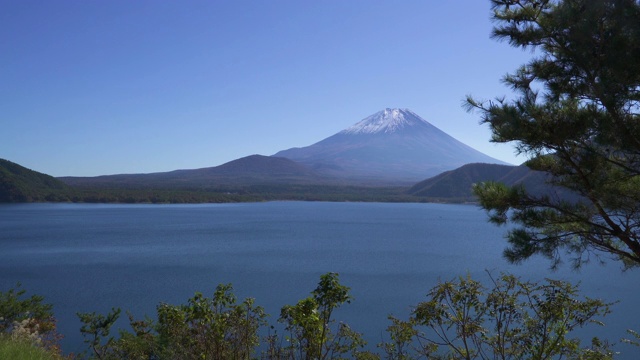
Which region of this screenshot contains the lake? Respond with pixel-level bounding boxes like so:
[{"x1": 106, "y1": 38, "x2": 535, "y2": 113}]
[{"x1": 1, "y1": 202, "x2": 639, "y2": 357}]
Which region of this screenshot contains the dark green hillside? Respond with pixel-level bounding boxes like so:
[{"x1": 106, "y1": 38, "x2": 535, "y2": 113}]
[
  {"x1": 408, "y1": 162, "x2": 576, "y2": 203},
  {"x1": 409, "y1": 163, "x2": 515, "y2": 201},
  {"x1": 0, "y1": 159, "x2": 69, "y2": 202},
  {"x1": 494, "y1": 164, "x2": 553, "y2": 197}
]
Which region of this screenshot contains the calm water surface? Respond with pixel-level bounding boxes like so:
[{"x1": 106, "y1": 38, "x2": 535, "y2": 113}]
[{"x1": 1, "y1": 202, "x2": 638, "y2": 356}]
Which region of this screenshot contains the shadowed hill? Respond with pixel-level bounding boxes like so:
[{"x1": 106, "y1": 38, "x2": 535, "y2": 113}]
[
  {"x1": 409, "y1": 163, "x2": 516, "y2": 199},
  {"x1": 408, "y1": 162, "x2": 565, "y2": 202},
  {"x1": 0, "y1": 159, "x2": 69, "y2": 202},
  {"x1": 58, "y1": 155, "x2": 332, "y2": 189}
]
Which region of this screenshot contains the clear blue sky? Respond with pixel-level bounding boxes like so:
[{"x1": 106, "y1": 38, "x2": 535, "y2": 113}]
[{"x1": 2, "y1": 1, "x2": 532, "y2": 177}]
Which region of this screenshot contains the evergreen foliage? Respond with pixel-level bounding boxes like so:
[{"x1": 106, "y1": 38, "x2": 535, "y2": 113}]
[{"x1": 467, "y1": 0, "x2": 640, "y2": 268}]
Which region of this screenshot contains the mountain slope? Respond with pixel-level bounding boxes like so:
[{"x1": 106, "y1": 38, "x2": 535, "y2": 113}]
[
  {"x1": 409, "y1": 163, "x2": 516, "y2": 198},
  {"x1": 0, "y1": 159, "x2": 69, "y2": 202},
  {"x1": 59, "y1": 155, "x2": 329, "y2": 188},
  {"x1": 408, "y1": 162, "x2": 572, "y2": 202},
  {"x1": 274, "y1": 108, "x2": 508, "y2": 184}
]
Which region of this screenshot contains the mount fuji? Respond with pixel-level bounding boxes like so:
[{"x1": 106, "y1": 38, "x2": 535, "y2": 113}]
[{"x1": 274, "y1": 108, "x2": 509, "y2": 184}]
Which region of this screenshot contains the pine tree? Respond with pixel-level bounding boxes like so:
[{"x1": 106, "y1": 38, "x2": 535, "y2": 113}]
[{"x1": 467, "y1": 0, "x2": 640, "y2": 268}]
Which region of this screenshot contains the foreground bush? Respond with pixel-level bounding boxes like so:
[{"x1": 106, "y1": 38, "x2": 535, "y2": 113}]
[
  {"x1": 383, "y1": 273, "x2": 614, "y2": 359},
  {"x1": 68, "y1": 272, "x2": 619, "y2": 359},
  {"x1": 2, "y1": 273, "x2": 629, "y2": 359},
  {"x1": 0, "y1": 284, "x2": 66, "y2": 359},
  {"x1": 0, "y1": 335, "x2": 60, "y2": 360},
  {"x1": 76, "y1": 273, "x2": 371, "y2": 359}
]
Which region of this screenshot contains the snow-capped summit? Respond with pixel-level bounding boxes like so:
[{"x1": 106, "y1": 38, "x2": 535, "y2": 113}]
[
  {"x1": 341, "y1": 108, "x2": 427, "y2": 134},
  {"x1": 274, "y1": 108, "x2": 509, "y2": 184}
]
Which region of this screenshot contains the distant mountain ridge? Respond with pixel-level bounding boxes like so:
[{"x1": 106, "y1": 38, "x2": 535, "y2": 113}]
[
  {"x1": 1, "y1": 109, "x2": 534, "y2": 202},
  {"x1": 61, "y1": 108, "x2": 509, "y2": 188},
  {"x1": 59, "y1": 155, "x2": 330, "y2": 188},
  {"x1": 1, "y1": 157, "x2": 560, "y2": 204},
  {"x1": 274, "y1": 108, "x2": 509, "y2": 184}
]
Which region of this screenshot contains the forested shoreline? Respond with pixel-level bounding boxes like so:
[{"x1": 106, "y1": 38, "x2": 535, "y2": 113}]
[{"x1": 0, "y1": 184, "x2": 440, "y2": 205}]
